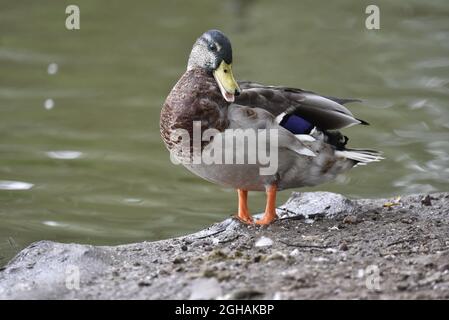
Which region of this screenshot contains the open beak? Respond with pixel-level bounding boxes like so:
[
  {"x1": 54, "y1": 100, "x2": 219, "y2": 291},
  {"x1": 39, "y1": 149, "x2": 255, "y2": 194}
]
[{"x1": 213, "y1": 61, "x2": 241, "y2": 103}]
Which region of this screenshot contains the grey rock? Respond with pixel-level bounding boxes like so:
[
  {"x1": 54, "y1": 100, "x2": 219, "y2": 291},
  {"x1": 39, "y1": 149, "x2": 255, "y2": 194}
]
[
  {"x1": 278, "y1": 192, "x2": 356, "y2": 219},
  {"x1": 1, "y1": 191, "x2": 448, "y2": 300}
]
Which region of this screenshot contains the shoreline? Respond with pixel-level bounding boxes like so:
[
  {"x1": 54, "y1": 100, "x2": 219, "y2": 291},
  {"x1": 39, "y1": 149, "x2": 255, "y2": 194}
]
[{"x1": 1, "y1": 191, "x2": 448, "y2": 299}]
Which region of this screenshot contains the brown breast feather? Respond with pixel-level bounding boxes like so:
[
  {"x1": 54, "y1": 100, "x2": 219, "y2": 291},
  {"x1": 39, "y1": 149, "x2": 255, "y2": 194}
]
[{"x1": 160, "y1": 68, "x2": 229, "y2": 156}]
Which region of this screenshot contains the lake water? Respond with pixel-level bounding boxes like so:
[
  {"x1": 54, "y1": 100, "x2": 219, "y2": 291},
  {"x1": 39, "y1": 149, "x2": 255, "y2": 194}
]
[{"x1": 1, "y1": 0, "x2": 448, "y2": 265}]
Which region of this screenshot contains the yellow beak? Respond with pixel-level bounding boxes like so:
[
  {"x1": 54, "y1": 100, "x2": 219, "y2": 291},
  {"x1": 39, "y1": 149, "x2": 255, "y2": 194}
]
[{"x1": 213, "y1": 61, "x2": 241, "y2": 103}]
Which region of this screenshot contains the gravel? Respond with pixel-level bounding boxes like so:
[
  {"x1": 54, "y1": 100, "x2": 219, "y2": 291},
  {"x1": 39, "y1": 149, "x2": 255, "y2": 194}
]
[{"x1": 0, "y1": 191, "x2": 448, "y2": 300}]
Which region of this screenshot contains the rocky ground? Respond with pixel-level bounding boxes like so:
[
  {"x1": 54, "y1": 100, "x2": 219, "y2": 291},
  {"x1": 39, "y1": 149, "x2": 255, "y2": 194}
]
[{"x1": 0, "y1": 191, "x2": 448, "y2": 300}]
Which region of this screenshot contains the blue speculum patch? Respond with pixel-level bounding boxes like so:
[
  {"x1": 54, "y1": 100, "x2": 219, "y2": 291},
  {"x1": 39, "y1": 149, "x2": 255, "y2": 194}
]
[{"x1": 279, "y1": 114, "x2": 313, "y2": 134}]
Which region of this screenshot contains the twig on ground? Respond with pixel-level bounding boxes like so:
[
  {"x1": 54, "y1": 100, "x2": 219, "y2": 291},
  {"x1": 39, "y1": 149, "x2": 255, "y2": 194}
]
[
  {"x1": 277, "y1": 207, "x2": 326, "y2": 221},
  {"x1": 387, "y1": 238, "x2": 417, "y2": 247},
  {"x1": 279, "y1": 239, "x2": 332, "y2": 249},
  {"x1": 219, "y1": 234, "x2": 241, "y2": 244},
  {"x1": 194, "y1": 227, "x2": 228, "y2": 240},
  {"x1": 380, "y1": 246, "x2": 449, "y2": 257}
]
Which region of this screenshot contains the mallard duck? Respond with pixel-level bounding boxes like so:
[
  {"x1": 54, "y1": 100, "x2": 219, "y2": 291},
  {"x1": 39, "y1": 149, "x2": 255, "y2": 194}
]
[{"x1": 160, "y1": 29, "x2": 382, "y2": 225}]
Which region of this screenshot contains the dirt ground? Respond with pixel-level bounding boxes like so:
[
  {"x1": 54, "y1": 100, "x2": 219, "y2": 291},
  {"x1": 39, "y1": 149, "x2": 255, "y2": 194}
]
[{"x1": 0, "y1": 191, "x2": 448, "y2": 299}]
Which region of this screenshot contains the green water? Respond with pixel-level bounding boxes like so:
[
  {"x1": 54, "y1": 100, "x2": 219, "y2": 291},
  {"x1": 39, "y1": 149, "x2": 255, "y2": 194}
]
[{"x1": 1, "y1": 0, "x2": 448, "y2": 265}]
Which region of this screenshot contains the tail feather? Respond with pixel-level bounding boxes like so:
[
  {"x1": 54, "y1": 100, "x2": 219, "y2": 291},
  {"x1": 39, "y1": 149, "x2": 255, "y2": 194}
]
[{"x1": 335, "y1": 149, "x2": 384, "y2": 165}]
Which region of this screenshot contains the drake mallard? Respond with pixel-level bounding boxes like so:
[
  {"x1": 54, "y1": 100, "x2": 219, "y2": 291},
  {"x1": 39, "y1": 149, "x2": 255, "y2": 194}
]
[{"x1": 160, "y1": 29, "x2": 382, "y2": 225}]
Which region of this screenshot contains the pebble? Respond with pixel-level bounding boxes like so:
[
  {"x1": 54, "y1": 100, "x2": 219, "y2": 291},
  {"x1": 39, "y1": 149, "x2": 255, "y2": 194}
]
[
  {"x1": 207, "y1": 249, "x2": 228, "y2": 260},
  {"x1": 189, "y1": 278, "x2": 222, "y2": 300},
  {"x1": 384, "y1": 254, "x2": 396, "y2": 261},
  {"x1": 281, "y1": 268, "x2": 299, "y2": 279},
  {"x1": 220, "y1": 289, "x2": 263, "y2": 300},
  {"x1": 421, "y1": 195, "x2": 433, "y2": 206},
  {"x1": 266, "y1": 252, "x2": 287, "y2": 261},
  {"x1": 138, "y1": 281, "x2": 151, "y2": 287},
  {"x1": 439, "y1": 264, "x2": 449, "y2": 272},
  {"x1": 173, "y1": 257, "x2": 184, "y2": 264},
  {"x1": 343, "y1": 215, "x2": 358, "y2": 224},
  {"x1": 203, "y1": 269, "x2": 231, "y2": 282},
  {"x1": 312, "y1": 256, "x2": 329, "y2": 263},
  {"x1": 290, "y1": 249, "x2": 300, "y2": 256},
  {"x1": 255, "y1": 236, "x2": 273, "y2": 247},
  {"x1": 273, "y1": 292, "x2": 283, "y2": 300},
  {"x1": 401, "y1": 218, "x2": 413, "y2": 224}
]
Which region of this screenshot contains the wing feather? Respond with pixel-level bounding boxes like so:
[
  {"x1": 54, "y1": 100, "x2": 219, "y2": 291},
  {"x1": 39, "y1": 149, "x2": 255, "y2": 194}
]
[{"x1": 235, "y1": 81, "x2": 367, "y2": 130}]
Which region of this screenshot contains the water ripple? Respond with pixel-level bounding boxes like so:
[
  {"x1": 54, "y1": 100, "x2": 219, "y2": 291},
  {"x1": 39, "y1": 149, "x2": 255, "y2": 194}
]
[
  {"x1": 0, "y1": 180, "x2": 34, "y2": 190},
  {"x1": 46, "y1": 151, "x2": 83, "y2": 160}
]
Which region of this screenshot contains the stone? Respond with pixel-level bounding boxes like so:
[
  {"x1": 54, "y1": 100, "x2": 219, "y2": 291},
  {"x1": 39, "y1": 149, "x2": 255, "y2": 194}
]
[{"x1": 0, "y1": 192, "x2": 448, "y2": 300}]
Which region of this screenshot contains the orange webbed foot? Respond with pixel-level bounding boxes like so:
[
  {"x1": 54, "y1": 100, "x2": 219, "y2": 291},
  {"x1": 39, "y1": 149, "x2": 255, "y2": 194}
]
[
  {"x1": 235, "y1": 189, "x2": 254, "y2": 225},
  {"x1": 235, "y1": 214, "x2": 254, "y2": 225},
  {"x1": 255, "y1": 214, "x2": 278, "y2": 225},
  {"x1": 255, "y1": 184, "x2": 278, "y2": 226}
]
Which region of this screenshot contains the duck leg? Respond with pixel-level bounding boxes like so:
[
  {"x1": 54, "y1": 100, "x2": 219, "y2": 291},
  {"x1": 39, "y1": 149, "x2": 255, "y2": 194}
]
[
  {"x1": 256, "y1": 184, "x2": 278, "y2": 225},
  {"x1": 236, "y1": 189, "x2": 253, "y2": 224}
]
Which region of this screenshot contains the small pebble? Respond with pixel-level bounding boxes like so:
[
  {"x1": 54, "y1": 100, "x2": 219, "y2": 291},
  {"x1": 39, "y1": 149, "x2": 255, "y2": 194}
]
[
  {"x1": 439, "y1": 264, "x2": 449, "y2": 272},
  {"x1": 255, "y1": 236, "x2": 273, "y2": 247},
  {"x1": 400, "y1": 218, "x2": 413, "y2": 224},
  {"x1": 189, "y1": 278, "x2": 222, "y2": 300},
  {"x1": 266, "y1": 252, "x2": 287, "y2": 261},
  {"x1": 138, "y1": 281, "x2": 151, "y2": 287},
  {"x1": 175, "y1": 266, "x2": 184, "y2": 272},
  {"x1": 421, "y1": 195, "x2": 432, "y2": 206},
  {"x1": 221, "y1": 289, "x2": 263, "y2": 300},
  {"x1": 397, "y1": 284, "x2": 408, "y2": 291},
  {"x1": 290, "y1": 248, "x2": 300, "y2": 256},
  {"x1": 343, "y1": 215, "x2": 358, "y2": 224},
  {"x1": 173, "y1": 257, "x2": 184, "y2": 264},
  {"x1": 273, "y1": 292, "x2": 283, "y2": 300}
]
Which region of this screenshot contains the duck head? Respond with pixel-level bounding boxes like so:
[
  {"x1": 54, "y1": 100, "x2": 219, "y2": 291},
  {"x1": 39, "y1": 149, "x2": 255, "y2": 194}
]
[{"x1": 187, "y1": 29, "x2": 241, "y2": 102}]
